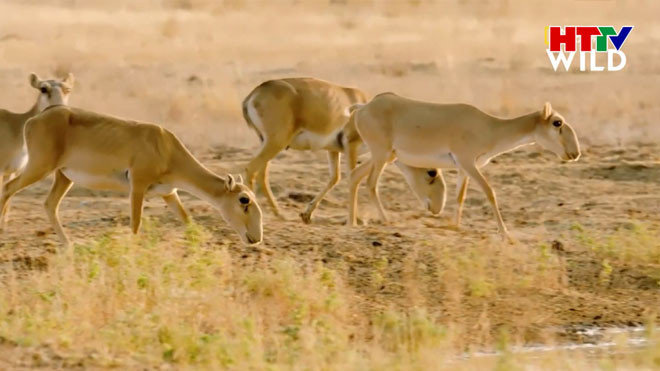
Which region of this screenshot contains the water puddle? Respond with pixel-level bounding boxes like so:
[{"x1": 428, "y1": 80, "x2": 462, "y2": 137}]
[{"x1": 464, "y1": 325, "x2": 652, "y2": 359}]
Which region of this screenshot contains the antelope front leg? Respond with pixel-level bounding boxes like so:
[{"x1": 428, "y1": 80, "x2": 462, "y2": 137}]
[
  {"x1": 459, "y1": 162, "x2": 510, "y2": 239},
  {"x1": 301, "y1": 151, "x2": 341, "y2": 224},
  {"x1": 162, "y1": 191, "x2": 190, "y2": 224},
  {"x1": 455, "y1": 171, "x2": 469, "y2": 228},
  {"x1": 435, "y1": 169, "x2": 448, "y2": 215},
  {"x1": 365, "y1": 153, "x2": 390, "y2": 223},
  {"x1": 0, "y1": 174, "x2": 6, "y2": 228},
  {"x1": 129, "y1": 181, "x2": 148, "y2": 234},
  {"x1": 1, "y1": 163, "x2": 55, "y2": 232},
  {"x1": 256, "y1": 161, "x2": 285, "y2": 220},
  {"x1": 348, "y1": 159, "x2": 372, "y2": 226},
  {"x1": 346, "y1": 140, "x2": 361, "y2": 171},
  {"x1": 0, "y1": 172, "x2": 18, "y2": 227},
  {"x1": 44, "y1": 170, "x2": 74, "y2": 247},
  {"x1": 245, "y1": 139, "x2": 289, "y2": 218}
]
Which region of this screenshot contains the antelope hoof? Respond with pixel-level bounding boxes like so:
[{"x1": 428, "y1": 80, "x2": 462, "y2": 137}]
[
  {"x1": 371, "y1": 218, "x2": 390, "y2": 226},
  {"x1": 500, "y1": 231, "x2": 517, "y2": 244},
  {"x1": 446, "y1": 223, "x2": 461, "y2": 232},
  {"x1": 268, "y1": 207, "x2": 286, "y2": 221},
  {"x1": 300, "y1": 211, "x2": 312, "y2": 224},
  {"x1": 344, "y1": 217, "x2": 365, "y2": 226}
]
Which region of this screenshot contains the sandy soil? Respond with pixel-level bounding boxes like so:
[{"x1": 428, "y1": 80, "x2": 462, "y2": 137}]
[{"x1": 3, "y1": 141, "x2": 660, "y2": 344}]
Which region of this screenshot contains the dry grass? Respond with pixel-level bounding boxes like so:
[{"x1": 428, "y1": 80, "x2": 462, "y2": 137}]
[
  {"x1": 571, "y1": 221, "x2": 660, "y2": 288},
  {"x1": 1, "y1": 221, "x2": 357, "y2": 367},
  {"x1": 0, "y1": 221, "x2": 453, "y2": 368},
  {"x1": 0, "y1": 221, "x2": 659, "y2": 368}
]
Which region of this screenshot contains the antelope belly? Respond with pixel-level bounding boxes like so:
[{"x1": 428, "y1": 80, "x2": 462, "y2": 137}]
[
  {"x1": 288, "y1": 130, "x2": 341, "y2": 151},
  {"x1": 395, "y1": 150, "x2": 457, "y2": 169},
  {"x1": 6, "y1": 149, "x2": 28, "y2": 174},
  {"x1": 61, "y1": 169, "x2": 129, "y2": 191}
]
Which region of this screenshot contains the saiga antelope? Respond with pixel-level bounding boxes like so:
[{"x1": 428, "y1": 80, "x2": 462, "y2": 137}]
[
  {"x1": 347, "y1": 93, "x2": 581, "y2": 238},
  {"x1": 0, "y1": 73, "x2": 74, "y2": 223},
  {"x1": 242, "y1": 77, "x2": 445, "y2": 223},
  {"x1": 0, "y1": 106, "x2": 262, "y2": 246}
]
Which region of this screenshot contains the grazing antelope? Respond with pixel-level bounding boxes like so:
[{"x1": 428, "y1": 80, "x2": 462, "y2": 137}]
[
  {"x1": 242, "y1": 77, "x2": 445, "y2": 223},
  {"x1": 0, "y1": 73, "x2": 74, "y2": 223},
  {"x1": 347, "y1": 93, "x2": 581, "y2": 238},
  {"x1": 0, "y1": 106, "x2": 262, "y2": 246}
]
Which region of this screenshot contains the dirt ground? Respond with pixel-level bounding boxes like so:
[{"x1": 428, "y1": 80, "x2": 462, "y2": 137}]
[
  {"x1": 3, "y1": 141, "x2": 660, "y2": 344},
  {"x1": 1, "y1": 0, "x2": 660, "y2": 363}
]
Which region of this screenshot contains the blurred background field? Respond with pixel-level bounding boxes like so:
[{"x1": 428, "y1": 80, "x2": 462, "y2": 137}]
[
  {"x1": 1, "y1": 0, "x2": 660, "y2": 149},
  {"x1": 1, "y1": 0, "x2": 660, "y2": 369}
]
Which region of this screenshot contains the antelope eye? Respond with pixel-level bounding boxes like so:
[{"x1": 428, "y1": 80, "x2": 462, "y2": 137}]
[
  {"x1": 427, "y1": 169, "x2": 437, "y2": 178},
  {"x1": 552, "y1": 120, "x2": 562, "y2": 128},
  {"x1": 40, "y1": 86, "x2": 48, "y2": 94},
  {"x1": 239, "y1": 196, "x2": 250, "y2": 205}
]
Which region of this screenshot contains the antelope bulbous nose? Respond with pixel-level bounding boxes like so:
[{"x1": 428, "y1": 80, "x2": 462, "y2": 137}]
[
  {"x1": 246, "y1": 233, "x2": 259, "y2": 245},
  {"x1": 564, "y1": 151, "x2": 580, "y2": 161},
  {"x1": 426, "y1": 200, "x2": 441, "y2": 215}
]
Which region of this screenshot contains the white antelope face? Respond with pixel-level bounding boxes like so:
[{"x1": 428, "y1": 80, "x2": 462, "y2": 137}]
[
  {"x1": 395, "y1": 163, "x2": 446, "y2": 215},
  {"x1": 30, "y1": 72, "x2": 74, "y2": 111},
  {"x1": 218, "y1": 175, "x2": 263, "y2": 245},
  {"x1": 534, "y1": 102, "x2": 581, "y2": 162}
]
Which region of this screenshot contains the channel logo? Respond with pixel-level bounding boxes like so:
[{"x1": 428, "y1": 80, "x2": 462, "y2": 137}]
[{"x1": 545, "y1": 26, "x2": 633, "y2": 72}]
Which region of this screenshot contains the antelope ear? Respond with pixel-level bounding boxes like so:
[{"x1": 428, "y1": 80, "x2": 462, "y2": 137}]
[
  {"x1": 63, "y1": 72, "x2": 75, "y2": 88},
  {"x1": 225, "y1": 174, "x2": 236, "y2": 192},
  {"x1": 29, "y1": 73, "x2": 41, "y2": 88},
  {"x1": 235, "y1": 174, "x2": 244, "y2": 184},
  {"x1": 543, "y1": 102, "x2": 552, "y2": 120}
]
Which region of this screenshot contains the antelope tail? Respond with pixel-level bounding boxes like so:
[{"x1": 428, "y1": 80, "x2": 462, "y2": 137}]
[
  {"x1": 344, "y1": 103, "x2": 365, "y2": 117},
  {"x1": 241, "y1": 92, "x2": 264, "y2": 142}
]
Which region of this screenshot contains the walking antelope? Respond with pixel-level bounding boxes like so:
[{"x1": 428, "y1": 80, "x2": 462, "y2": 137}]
[
  {"x1": 347, "y1": 93, "x2": 581, "y2": 238},
  {"x1": 242, "y1": 78, "x2": 445, "y2": 223},
  {"x1": 0, "y1": 73, "x2": 74, "y2": 223},
  {"x1": 0, "y1": 106, "x2": 262, "y2": 246}
]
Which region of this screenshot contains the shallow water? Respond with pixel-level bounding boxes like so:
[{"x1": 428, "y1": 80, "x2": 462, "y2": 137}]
[{"x1": 466, "y1": 326, "x2": 651, "y2": 359}]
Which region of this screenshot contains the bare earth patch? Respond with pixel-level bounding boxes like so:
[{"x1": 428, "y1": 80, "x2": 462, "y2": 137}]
[{"x1": 1, "y1": 144, "x2": 660, "y2": 367}]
